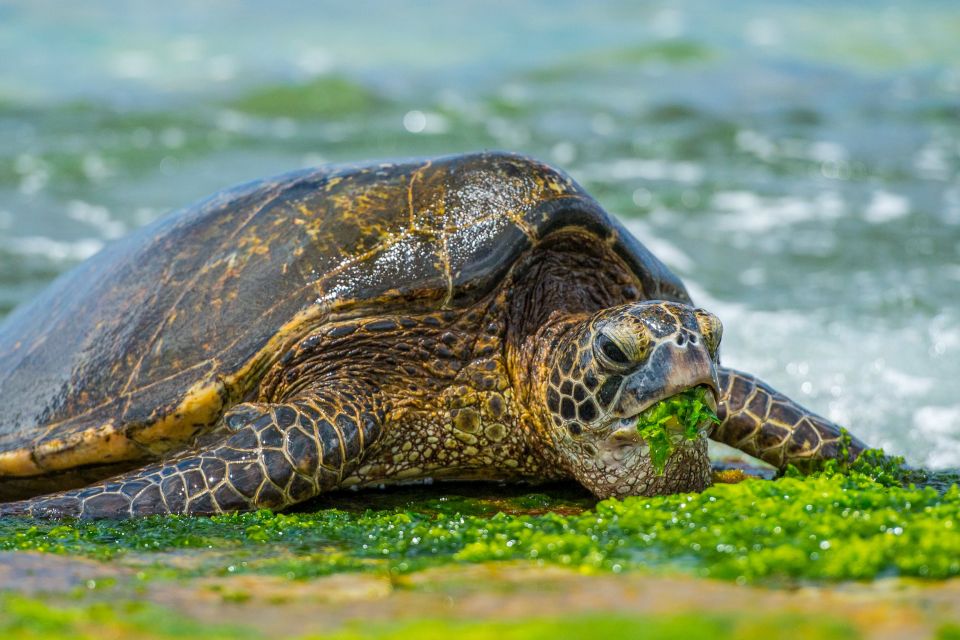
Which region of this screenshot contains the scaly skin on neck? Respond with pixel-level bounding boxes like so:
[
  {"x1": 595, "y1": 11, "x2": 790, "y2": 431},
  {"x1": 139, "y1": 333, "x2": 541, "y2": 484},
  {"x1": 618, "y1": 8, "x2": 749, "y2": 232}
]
[
  {"x1": 506, "y1": 310, "x2": 585, "y2": 471},
  {"x1": 269, "y1": 301, "x2": 563, "y2": 489}
]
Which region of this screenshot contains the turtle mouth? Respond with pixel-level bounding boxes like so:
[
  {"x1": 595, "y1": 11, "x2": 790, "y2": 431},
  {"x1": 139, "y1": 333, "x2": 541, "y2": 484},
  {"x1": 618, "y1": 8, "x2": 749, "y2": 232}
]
[
  {"x1": 607, "y1": 384, "x2": 719, "y2": 446},
  {"x1": 621, "y1": 384, "x2": 718, "y2": 419}
]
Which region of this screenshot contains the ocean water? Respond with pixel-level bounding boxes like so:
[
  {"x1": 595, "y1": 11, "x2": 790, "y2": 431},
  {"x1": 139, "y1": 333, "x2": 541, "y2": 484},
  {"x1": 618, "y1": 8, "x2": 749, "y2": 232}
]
[{"x1": 0, "y1": 1, "x2": 957, "y2": 467}]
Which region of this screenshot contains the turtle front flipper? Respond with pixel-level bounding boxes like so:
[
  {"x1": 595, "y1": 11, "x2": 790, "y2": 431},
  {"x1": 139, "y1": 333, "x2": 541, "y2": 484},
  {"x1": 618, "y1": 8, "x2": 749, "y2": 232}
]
[
  {"x1": 0, "y1": 382, "x2": 385, "y2": 518},
  {"x1": 711, "y1": 367, "x2": 868, "y2": 471}
]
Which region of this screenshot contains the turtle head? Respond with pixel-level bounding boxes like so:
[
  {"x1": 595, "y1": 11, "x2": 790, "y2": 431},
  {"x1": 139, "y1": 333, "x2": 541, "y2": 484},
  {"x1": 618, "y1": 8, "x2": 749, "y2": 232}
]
[{"x1": 537, "y1": 301, "x2": 722, "y2": 498}]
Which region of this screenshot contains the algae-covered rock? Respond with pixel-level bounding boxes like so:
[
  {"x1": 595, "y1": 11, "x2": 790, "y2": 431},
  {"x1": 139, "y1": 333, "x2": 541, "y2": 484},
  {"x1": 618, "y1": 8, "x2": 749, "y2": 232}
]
[{"x1": 0, "y1": 456, "x2": 958, "y2": 584}]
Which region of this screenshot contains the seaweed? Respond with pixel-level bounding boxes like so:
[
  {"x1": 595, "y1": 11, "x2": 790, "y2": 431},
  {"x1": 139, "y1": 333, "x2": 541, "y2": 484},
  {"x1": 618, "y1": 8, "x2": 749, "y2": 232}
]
[
  {"x1": 0, "y1": 594, "x2": 861, "y2": 640},
  {"x1": 1, "y1": 452, "x2": 957, "y2": 584},
  {"x1": 635, "y1": 387, "x2": 720, "y2": 474}
]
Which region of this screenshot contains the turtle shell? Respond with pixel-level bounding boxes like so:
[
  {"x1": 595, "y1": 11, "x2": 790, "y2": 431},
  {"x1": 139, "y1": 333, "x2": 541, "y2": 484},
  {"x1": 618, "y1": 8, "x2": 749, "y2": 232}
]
[{"x1": 0, "y1": 152, "x2": 688, "y2": 484}]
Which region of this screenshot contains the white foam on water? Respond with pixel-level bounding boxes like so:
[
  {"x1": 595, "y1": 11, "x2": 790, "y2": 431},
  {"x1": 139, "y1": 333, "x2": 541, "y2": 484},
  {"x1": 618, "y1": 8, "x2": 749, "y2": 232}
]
[
  {"x1": 879, "y1": 368, "x2": 936, "y2": 397},
  {"x1": 913, "y1": 406, "x2": 960, "y2": 468},
  {"x1": 214, "y1": 110, "x2": 250, "y2": 133},
  {"x1": 944, "y1": 186, "x2": 960, "y2": 224},
  {"x1": 735, "y1": 129, "x2": 776, "y2": 161},
  {"x1": 4, "y1": 237, "x2": 104, "y2": 262},
  {"x1": 682, "y1": 278, "x2": 960, "y2": 468},
  {"x1": 110, "y1": 50, "x2": 157, "y2": 80},
  {"x1": 14, "y1": 154, "x2": 50, "y2": 196},
  {"x1": 863, "y1": 190, "x2": 910, "y2": 224},
  {"x1": 913, "y1": 143, "x2": 951, "y2": 181},
  {"x1": 402, "y1": 110, "x2": 449, "y2": 135},
  {"x1": 66, "y1": 201, "x2": 127, "y2": 239},
  {"x1": 808, "y1": 141, "x2": 848, "y2": 164},
  {"x1": 296, "y1": 47, "x2": 334, "y2": 75},
  {"x1": 581, "y1": 159, "x2": 704, "y2": 184},
  {"x1": 745, "y1": 18, "x2": 783, "y2": 48},
  {"x1": 207, "y1": 55, "x2": 238, "y2": 82},
  {"x1": 81, "y1": 154, "x2": 112, "y2": 182},
  {"x1": 710, "y1": 191, "x2": 845, "y2": 234},
  {"x1": 651, "y1": 8, "x2": 685, "y2": 39},
  {"x1": 623, "y1": 219, "x2": 695, "y2": 273}
]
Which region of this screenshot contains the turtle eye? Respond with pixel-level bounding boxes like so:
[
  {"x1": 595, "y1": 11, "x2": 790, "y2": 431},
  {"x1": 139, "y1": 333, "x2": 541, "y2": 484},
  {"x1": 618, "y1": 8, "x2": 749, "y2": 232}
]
[
  {"x1": 594, "y1": 332, "x2": 631, "y2": 369},
  {"x1": 694, "y1": 309, "x2": 723, "y2": 359}
]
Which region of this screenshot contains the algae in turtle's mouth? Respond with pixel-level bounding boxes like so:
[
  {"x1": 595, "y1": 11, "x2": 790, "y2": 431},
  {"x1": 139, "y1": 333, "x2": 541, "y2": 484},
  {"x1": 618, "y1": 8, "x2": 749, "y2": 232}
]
[{"x1": 635, "y1": 386, "x2": 720, "y2": 475}]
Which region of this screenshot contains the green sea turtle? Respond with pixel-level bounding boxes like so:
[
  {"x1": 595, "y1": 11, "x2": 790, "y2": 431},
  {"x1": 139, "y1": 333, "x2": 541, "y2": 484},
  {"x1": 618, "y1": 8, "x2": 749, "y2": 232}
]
[{"x1": 0, "y1": 152, "x2": 867, "y2": 518}]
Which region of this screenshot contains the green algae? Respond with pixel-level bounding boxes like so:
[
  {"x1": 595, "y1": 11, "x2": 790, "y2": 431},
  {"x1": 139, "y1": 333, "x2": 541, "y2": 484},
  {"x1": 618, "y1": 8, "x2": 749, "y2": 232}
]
[
  {"x1": 635, "y1": 387, "x2": 720, "y2": 474},
  {"x1": 0, "y1": 99, "x2": 232, "y2": 192},
  {"x1": 322, "y1": 614, "x2": 858, "y2": 640},
  {"x1": 0, "y1": 76, "x2": 391, "y2": 193},
  {"x1": 0, "y1": 594, "x2": 258, "y2": 640},
  {"x1": 0, "y1": 458, "x2": 958, "y2": 584},
  {"x1": 227, "y1": 75, "x2": 384, "y2": 119},
  {"x1": 0, "y1": 593, "x2": 860, "y2": 640},
  {"x1": 940, "y1": 624, "x2": 960, "y2": 640},
  {"x1": 612, "y1": 40, "x2": 713, "y2": 65},
  {"x1": 525, "y1": 40, "x2": 713, "y2": 83}
]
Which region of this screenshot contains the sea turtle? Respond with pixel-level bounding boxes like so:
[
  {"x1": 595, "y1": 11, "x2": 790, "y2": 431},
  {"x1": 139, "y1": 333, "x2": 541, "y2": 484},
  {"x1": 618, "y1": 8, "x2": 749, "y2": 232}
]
[{"x1": 0, "y1": 152, "x2": 867, "y2": 518}]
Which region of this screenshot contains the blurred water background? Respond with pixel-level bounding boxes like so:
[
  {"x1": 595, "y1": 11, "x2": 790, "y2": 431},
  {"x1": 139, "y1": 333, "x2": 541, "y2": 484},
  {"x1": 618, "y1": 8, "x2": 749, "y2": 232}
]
[{"x1": 0, "y1": 1, "x2": 957, "y2": 467}]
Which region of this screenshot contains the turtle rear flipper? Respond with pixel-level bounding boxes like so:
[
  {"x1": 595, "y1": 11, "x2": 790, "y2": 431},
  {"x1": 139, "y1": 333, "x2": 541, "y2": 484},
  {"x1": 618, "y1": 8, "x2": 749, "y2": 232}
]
[
  {"x1": 712, "y1": 367, "x2": 867, "y2": 471},
  {"x1": 0, "y1": 381, "x2": 385, "y2": 518}
]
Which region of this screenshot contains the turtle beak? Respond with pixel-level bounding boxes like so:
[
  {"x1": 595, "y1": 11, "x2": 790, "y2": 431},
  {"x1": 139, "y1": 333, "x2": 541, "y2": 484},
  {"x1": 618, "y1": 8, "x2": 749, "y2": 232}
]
[{"x1": 611, "y1": 339, "x2": 720, "y2": 420}]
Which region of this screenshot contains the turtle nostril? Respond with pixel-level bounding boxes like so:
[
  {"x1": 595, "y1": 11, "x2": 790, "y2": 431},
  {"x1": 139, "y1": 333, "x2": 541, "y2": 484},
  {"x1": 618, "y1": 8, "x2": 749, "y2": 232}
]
[
  {"x1": 675, "y1": 333, "x2": 686, "y2": 346},
  {"x1": 689, "y1": 334, "x2": 698, "y2": 344}
]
